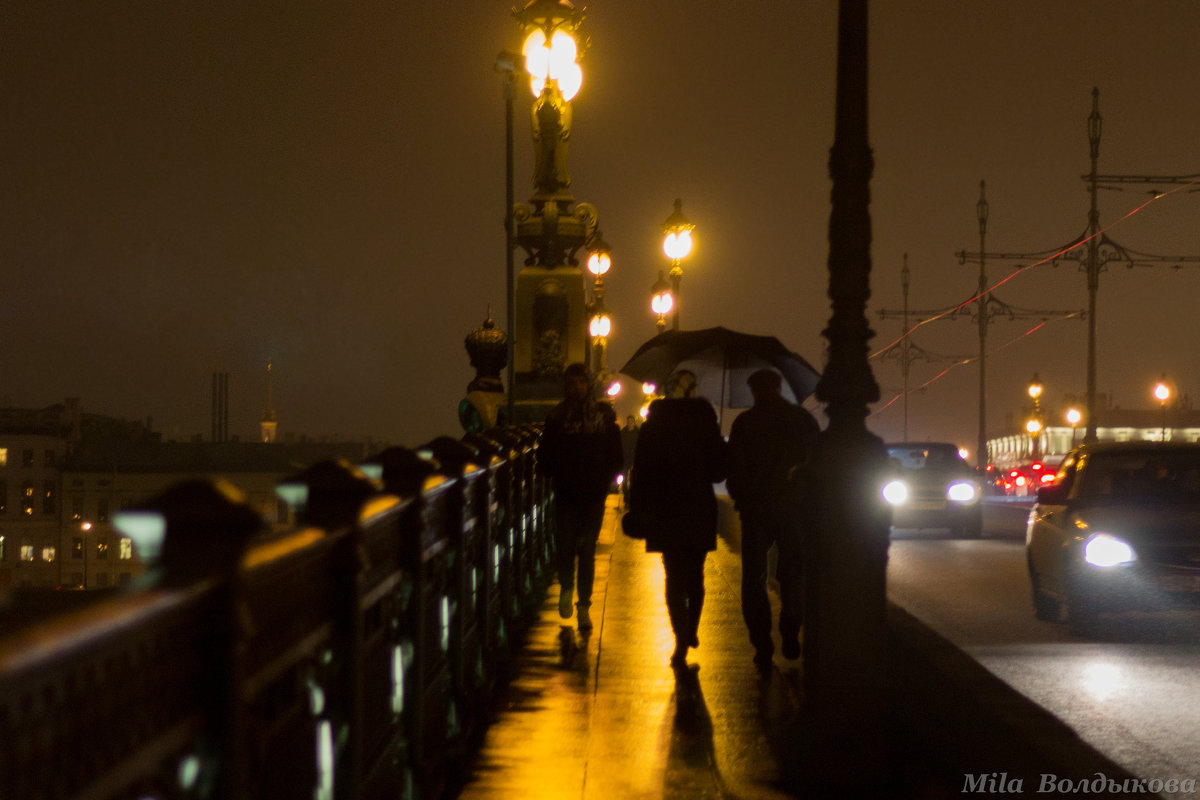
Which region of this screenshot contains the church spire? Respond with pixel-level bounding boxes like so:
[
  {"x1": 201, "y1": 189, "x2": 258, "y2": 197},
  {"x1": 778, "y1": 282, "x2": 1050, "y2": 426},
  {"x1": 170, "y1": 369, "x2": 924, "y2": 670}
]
[{"x1": 260, "y1": 361, "x2": 278, "y2": 443}]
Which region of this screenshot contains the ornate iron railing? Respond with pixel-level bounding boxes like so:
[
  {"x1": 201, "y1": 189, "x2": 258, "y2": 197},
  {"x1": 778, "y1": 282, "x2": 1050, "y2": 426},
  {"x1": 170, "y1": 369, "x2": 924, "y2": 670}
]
[{"x1": 0, "y1": 426, "x2": 555, "y2": 800}]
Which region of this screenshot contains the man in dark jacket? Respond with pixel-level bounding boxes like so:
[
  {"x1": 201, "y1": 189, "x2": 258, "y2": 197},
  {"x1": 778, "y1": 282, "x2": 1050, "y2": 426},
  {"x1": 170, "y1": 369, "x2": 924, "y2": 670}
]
[
  {"x1": 629, "y1": 369, "x2": 727, "y2": 667},
  {"x1": 541, "y1": 363, "x2": 623, "y2": 632},
  {"x1": 726, "y1": 368, "x2": 820, "y2": 668}
]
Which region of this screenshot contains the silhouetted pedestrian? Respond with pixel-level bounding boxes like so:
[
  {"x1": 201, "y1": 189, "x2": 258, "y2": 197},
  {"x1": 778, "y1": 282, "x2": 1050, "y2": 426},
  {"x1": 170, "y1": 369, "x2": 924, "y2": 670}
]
[
  {"x1": 541, "y1": 363, "x2": 623, "y2": 632},
  {"x1": 629, "y1": 369, "x2": 727, "y2": 667},
  {"x1": 726, "y1": 368, "x2": 820, "y2": 669}
]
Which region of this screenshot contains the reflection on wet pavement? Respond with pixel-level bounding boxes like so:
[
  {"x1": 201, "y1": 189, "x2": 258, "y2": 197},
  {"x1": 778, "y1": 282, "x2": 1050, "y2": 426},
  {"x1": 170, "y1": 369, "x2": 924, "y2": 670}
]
[{"x1": 453, "y1": 496, "x2": 802, "y2": 799}]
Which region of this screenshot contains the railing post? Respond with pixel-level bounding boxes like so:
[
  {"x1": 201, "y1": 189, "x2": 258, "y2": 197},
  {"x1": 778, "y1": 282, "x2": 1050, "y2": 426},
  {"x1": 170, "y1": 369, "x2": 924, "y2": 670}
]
[
  {"x1": 278, "y1": 460, "x2": 380, "y2": 800},
  {"x1": 122, "y1": 479, "x2": 265, "y2": 800},
  {"x1": 366, "y1": 446, "x2": 454, "y2": 800}
]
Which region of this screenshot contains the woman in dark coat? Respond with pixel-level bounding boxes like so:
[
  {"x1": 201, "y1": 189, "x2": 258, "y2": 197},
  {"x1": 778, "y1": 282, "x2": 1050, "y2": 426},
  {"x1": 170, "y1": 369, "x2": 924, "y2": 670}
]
[{"x1": 629, "y1": 370, "x2": 727, "y2": 667}]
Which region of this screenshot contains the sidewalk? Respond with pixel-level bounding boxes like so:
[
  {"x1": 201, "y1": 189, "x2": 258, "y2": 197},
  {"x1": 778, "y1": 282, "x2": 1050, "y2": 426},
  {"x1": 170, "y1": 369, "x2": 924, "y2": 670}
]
[{"x1": 453, "y1": 494, "x2": 806, "y2": 799}]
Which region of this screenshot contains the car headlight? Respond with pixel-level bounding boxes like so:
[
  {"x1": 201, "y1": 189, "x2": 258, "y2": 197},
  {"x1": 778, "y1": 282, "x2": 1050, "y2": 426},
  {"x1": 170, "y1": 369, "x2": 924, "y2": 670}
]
[
  {"x1": 946, "y1": 481, "x2": 978, "y2": 503},
  {"x1": 1083, "y1": 533, "x2": 1136, "y2": 567},
  {"x1": 882, "y1": 479, "x2": 909, "y2": 505}
]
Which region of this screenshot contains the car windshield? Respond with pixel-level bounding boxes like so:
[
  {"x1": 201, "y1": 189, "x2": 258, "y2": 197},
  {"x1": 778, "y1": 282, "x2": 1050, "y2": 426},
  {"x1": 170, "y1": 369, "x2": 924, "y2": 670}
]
[
  {"x1": 1077, "y1": 450, "x2": 1200, "y2": 502},
  {"x1": 887, "y1": 445, "x2": 964, "y2": 471}
]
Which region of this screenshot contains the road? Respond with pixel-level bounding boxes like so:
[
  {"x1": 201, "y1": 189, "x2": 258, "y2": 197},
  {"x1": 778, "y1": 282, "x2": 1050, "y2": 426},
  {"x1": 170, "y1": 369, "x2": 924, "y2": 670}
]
[{"x1": 887, "y1": 499, "x2": 1200, "y2": 797}]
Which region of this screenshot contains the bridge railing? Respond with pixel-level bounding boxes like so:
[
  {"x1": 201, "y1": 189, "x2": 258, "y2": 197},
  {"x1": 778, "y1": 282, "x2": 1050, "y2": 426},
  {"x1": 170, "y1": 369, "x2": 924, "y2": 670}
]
[{"x1": 0, "y1": 426, "x2": 556, "y2": 800}]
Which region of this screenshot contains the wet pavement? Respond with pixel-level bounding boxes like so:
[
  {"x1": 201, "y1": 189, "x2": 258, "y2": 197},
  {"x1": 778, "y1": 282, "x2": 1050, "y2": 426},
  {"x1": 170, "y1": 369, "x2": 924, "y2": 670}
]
[{"x1": 452, "y1": 495, "x2": 807, "y2": 799}]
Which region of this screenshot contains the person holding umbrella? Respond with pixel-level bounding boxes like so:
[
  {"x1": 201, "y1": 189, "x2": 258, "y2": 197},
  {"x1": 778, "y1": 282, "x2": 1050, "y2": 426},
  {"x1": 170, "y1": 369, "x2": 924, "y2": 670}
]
[
  {"x1": 726, "y1": 368, "x2": 821, "y2": 670},
  {"x1": 628, "y1": 369, "x2": 727, "y2": 668},
  {"x1": 541, "y1": 362, "x2": 624, "y2": 632}
]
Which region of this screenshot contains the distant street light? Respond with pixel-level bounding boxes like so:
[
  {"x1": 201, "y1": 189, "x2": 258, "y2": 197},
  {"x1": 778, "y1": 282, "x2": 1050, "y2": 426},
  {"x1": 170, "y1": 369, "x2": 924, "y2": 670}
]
[
  {"x1": 661, "y1": 198, "x2": 694, "y2": 330},
  {"x1": 586, "y1": 231, "x2": 614, "y2": 383},
  {"x1": 1027, "y1": 373, "x2": 1044, "y2": 457},
  {"x1": 1154, "y1": 376, "x2": 1171, "y2": 441},
  {"x1": 1026, "y1": 417, "x2": 1043, "y2": 459},
  {"x1": 1066, "y1": 407, "x2": 1082, "y2": 445},
  {"x1": 650, "y1": 270, "x2": 674, "y2": 332},
  {"x1": 80, "y1": 521, "x2": 93, "y2": 590}
]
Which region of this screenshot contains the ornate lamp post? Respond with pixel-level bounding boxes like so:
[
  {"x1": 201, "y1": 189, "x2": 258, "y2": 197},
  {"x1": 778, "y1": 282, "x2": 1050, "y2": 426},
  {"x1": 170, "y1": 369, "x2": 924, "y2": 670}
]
[
  {"x1": 661, "y1": 199, "x2": 694, "y2": 330},
  {"x1": 1154, "y1": 376, "x2": 1171, "y2": 441},
  {"x1": 805, "y1": 1, "x2": 890, "y2": 789},
  {"x1": 586, "y1": 231, "x2": 613, "y2": 383},
  {"x1": 1027, "y1": 373, "x2": 1044, "y2": 458},
  {"x1": 650, "y1": 271, "x2": 674, "y2": 332},
  {"x1": 504, "y1": 0, "x2": 604, "y2": 419}
]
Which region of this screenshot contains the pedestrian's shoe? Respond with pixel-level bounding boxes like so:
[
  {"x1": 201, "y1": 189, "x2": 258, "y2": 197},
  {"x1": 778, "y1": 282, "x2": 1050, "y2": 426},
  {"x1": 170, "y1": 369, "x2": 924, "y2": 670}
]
[
  {"x1": 670, "y1": 641, "x2": 689, "y2": 668},
  {"x1": 558, "y1": 588, "x2": 573, "y2": 619},
  {"x1": 577, "y1": 603, "x2": 592, "y2": 632},
  {"x1": 781, "y1": 635, "x2": 801, "y2": 660}
]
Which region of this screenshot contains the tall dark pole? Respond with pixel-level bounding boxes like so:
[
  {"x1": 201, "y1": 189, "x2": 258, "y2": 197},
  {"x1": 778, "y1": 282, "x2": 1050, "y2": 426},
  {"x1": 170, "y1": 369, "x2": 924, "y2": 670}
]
[
  {"x1": 503, "y1": 59, "x2": 517, "y2": 426},
  {"x1": 1084, "y1": 87, "x2": 1102, "y2": 444},
  {"x1": 975, "y1": 181, "x2": 989, "y2": 468},
  {"x1": 806, "y1": 0, "x2": 890, "y2": 790},
  {"x1": 900, "y1": 254, "x2": 910, "y2": 441}
]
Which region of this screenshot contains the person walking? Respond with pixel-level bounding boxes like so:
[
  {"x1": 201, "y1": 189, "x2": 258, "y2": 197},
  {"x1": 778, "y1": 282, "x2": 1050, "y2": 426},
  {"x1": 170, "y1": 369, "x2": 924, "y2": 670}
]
[
  {"x1": 541, "y1": 363, "x2": 623, "y2": 632},
  {"x1": 726, "y1": 368, "x2": 820, "y2": 669},
  {"x1": 628, "y1": 369, "x2": 727, "y2": 667}
]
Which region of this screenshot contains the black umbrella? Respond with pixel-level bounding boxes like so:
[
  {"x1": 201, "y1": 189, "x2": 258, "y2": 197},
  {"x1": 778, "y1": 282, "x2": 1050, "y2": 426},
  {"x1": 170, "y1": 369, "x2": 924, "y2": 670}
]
[{"x1": 619, "y1": 326, "x2": 821, "y2": 408}]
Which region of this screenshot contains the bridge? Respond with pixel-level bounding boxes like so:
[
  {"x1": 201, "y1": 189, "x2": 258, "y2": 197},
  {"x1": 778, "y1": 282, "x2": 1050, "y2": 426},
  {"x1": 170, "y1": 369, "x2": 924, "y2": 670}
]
[{"x1": 1, "y1": 426, "x2": 1150, "y2": 800}]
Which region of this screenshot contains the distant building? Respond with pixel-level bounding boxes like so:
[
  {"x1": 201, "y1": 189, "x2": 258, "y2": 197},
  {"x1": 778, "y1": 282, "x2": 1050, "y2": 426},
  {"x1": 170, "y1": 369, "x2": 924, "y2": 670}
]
[{"x1": 0, "y1": 399, "x2": 386, "y2": 594}]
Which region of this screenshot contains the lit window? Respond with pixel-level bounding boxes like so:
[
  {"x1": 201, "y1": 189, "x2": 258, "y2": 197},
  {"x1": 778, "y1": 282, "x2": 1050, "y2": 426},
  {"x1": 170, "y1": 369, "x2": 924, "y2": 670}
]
[
  {"x1": 21, "y1": 482, "x2": 33, "y2": 516},
  {"x1": 119, "y1": 537, "x2": 133, "y2": 560},
  {"x1": 0, "y1": 447, "x2": 6, "y2": 466},
  {"x1": 41, "y1": 546, "x2": 56, "y2": 562},
  {"x1": 71, "y1": 497, "x2": 83, "y2": 520},
  {"x1": 96, "y1": 539, "x2": 108, "y2": 560},
  {"x1": 72, "y1": 537, "x2": 83, "y2": 559},
  {"x1": 43, "y1": 481, "x2": 55, "y2": 514},
  {"x1": 20, "y1": 543, "x2": 34, "y2": 561},
  {"x1": 0, "y1": 535, "x2": 5, "y2": 560}
]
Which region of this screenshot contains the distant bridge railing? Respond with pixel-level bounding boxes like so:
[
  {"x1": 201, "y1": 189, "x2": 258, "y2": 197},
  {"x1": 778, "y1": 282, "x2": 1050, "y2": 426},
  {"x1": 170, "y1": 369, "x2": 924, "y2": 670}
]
[{"x1": 0, "y1": 426, "x2": 555, "y2": 800}]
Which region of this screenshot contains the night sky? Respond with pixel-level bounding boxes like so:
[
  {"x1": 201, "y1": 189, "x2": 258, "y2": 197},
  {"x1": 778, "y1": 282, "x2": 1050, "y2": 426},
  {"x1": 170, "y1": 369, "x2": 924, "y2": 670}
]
[{"x1": 5, "y1": 2, "x2": 1200, "y2": 455}]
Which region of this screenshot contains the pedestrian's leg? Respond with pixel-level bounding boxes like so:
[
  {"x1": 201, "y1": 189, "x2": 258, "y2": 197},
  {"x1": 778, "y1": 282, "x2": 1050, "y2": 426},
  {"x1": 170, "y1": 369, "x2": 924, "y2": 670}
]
[
  {"x1": 662, "y1": 551, "x2": 689, "y2": 666},
  {"x1": 574, "y1": 500, "x2": 605, "y2": 631},
  {"x1": 739, "y1": 513, "x2": 774, "y2": 659},
  {"x1": 555, "y1": 501, "x2": 579, "y2": 619},
  {"x1": 685, "y1": 549, "x2": 707, "y2": 649},
  {"x1": 776, "y1": 532, "x2": 804, "y2": 659}
]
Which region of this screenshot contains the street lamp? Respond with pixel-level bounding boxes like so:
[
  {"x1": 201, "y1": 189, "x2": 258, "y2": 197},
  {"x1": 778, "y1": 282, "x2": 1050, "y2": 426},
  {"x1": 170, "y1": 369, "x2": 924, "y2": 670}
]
[
  {"x1": 1026, "y1": 418, "x2": 1043, "y2": 459},
  {"x1": 586, "y1": 230, "x2": 613, "y2": 379},
  {"x1": 650, "y1": 270, "x2": 674, "y2": 332},
  {"x1": 1153, "y1": 376, "x2": 1171, "y2": 441},
  {"x1": 1027, "y1": 373, "x2": 1044, "y2": 458},
  {"x1": 588, "y1": 300, "x2": 612, "y2": 381},
  {"x1": 661, "y1": 198, "x2": 694, "y2": 330},
  {"x1": 80, "y1": 521, "x2": 92, "y2": 590},
  {"x1": 1066, "y1": 407, "x2": 1082, "y2": 445}
]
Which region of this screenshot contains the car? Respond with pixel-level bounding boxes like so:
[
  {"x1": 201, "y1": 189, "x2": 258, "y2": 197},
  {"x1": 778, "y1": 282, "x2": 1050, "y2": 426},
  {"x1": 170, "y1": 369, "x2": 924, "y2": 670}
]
[
  {"x1": 882, "y1": 442, "x2": 983, "y2": 538},
  {"x1": 1025, "y1": 441, "x2": 1200, "y2": 633}
]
